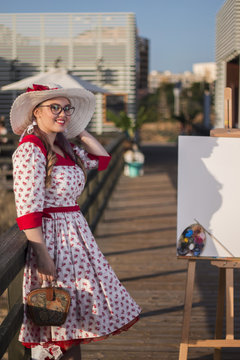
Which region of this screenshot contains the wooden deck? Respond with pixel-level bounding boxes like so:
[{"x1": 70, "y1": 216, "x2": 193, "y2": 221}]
[{"x1": 81, "y1": 143, "x2": 240, "y2": 360}]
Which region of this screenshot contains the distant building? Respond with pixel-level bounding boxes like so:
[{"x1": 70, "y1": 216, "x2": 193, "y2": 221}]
[
  {"x1": 215, "y1": 0, "x2": 240, "y2": 128},
  {"x1": 137, "y1": 37, "x2": 149, "y2": 98},
  {"x1": 148, "y1": 62, "x2": 216, "y2": 92},
  {"x1": 192, "y1": 63, "x2": 216, "y2": 83},
  {"x1": 0, "y1": 13, "x2": 149, "y2": 134}
]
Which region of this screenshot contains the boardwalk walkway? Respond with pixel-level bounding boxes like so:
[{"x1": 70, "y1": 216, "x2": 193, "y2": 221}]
[{"x1": 81, "y1": 143, "x2": 240, "y2": 360}]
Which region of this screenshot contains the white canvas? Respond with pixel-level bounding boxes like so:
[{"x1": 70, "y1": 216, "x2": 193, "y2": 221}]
[{"x1": 177, "y1": 135, "x2": 240, "y2": 258}]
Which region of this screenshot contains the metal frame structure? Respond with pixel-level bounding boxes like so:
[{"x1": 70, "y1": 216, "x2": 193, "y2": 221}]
[{"x1": 0, "y1": 13, "x2": 138, "y2": 133}]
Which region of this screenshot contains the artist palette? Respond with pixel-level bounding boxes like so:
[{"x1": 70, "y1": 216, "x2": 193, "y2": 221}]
[{"x1": 177, "y1": 223, "x2": 206, "y2": 257}]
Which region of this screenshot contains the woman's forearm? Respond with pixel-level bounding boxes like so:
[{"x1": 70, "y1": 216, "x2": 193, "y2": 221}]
[
  {"x1": 24, "y1": 226, "x2": 56, "y2": 282},
  {"x1": 24, "y1": 227, "x2": 48, "y2": 256},
  {"x1": 24, "y1": 226, "x2": 44, "y2": 243},
  {"x1": 77, "y1": 130, "x2": 109, "y2": 156}
]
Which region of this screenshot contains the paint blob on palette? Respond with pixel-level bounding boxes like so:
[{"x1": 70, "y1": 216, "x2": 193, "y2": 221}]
[{"x1": 177, "y1": 223, "x2": 206, "y2": 257}]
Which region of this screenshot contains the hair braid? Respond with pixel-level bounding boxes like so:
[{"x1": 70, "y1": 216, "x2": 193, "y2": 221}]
[{"x1": 32, "y1": 126, "x2": 57, "y2": 188}]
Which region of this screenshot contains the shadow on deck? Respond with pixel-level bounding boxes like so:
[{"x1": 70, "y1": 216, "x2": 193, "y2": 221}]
[{"x1": 81, "y1": 143, "x2": 240, "y2": 360}]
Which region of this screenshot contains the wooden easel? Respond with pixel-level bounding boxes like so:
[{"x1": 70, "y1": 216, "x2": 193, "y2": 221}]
[
  {"x1": 179, "y1": 87, "x2": 240, "y2": 359},
  {"x1": 179, "y1": 258, "x2": 240, "y2": 360}
]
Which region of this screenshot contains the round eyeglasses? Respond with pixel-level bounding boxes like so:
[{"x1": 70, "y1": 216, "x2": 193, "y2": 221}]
[{"x1": 38, "y1": 103, "x2": 75, "y2": 116}]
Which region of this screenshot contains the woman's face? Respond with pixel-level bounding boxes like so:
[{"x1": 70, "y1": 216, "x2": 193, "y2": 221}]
[{"x1": 33, "y1": 97, "x2": 72, "y2": 135}]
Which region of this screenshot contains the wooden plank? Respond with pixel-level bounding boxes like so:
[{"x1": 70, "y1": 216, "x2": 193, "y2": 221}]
[
  {"x1": 210, "y1": 128, "x2": 240, "y2": 137},
  {"x1": 0, "y1": 157, "x2": 12, "y2": 165},
  {"x1": 210, "y1": 86, "x2": 240, "y2": 137},
  {"x1": 189, "y1": 339, "x2": 240, "y2": 347},
  {"x1": 224, "y1": 87, "x2": 232, "y2": 129},
  {"x1": 214, "y1": 267, "x2": 225, "y2": 360},
  {"x1": 0, "y1": 224, "x2": 28, "y2": 296},
  {"x1": 180, "y1": 260, "x2": 196, "y2": 343},
  {"x1": 7, "y1": 270, "x2": 26, "y2": 360},
  {"x1": 211, "y1": 260, "x2": 240, "y2": 268},
  {"x1": 0, "y1": 303, "x2": 23, "y2": 358},
  {"x1": 226, "y1": 268, "x2": 234, "y2": 340},
  {"x1": 179, "y1": 260, "x2": 196, "y2": 360}
]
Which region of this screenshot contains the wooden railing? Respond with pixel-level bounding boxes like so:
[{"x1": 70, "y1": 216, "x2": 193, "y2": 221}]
[
  {"x1": 0, "y1": 140, "x2": 16, "y2": 190},
  {"x1": 0, "y1": 133, "x2": 125, "y2": 360}
]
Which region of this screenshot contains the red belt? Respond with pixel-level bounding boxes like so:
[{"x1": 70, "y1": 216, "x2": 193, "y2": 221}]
[{"x1": 43, "y1": 205, "x2": 80, "y2": 218}]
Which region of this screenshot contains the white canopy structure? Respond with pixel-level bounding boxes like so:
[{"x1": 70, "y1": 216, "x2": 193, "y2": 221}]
[{"x1": 1, "y1": 68, "x2": 109, "y2": 94}]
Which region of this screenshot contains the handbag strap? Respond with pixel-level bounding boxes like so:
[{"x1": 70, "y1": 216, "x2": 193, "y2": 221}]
[
  {"x1": 46, "y1": 287, "x2": 54, "y2": 301},
  {"x1": 45, "y1": 280, "x2": 57, "y2": 301}
]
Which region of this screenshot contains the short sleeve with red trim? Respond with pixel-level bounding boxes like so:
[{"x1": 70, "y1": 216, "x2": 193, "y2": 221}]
[
  {"x1": 12, "y1": 135, "x2": 47, "y2": 230},
  {"x1": 72, "y1": 145, "x2": 111, "y2": 171}
]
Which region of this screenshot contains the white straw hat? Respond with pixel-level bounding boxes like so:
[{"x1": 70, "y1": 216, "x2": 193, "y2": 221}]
[{"x1": 10, "y1": 83, "x2": 96, "y2": 139}]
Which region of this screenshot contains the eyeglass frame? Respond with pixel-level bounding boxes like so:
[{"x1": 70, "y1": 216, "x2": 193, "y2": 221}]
[{"x1": 37, "y1": 103, "x2": 75, "y2": 116}]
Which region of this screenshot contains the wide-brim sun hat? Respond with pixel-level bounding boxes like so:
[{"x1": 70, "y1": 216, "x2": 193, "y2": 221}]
[{"x1": 10, "y1": 83, "x2": 96, "y2": 139}]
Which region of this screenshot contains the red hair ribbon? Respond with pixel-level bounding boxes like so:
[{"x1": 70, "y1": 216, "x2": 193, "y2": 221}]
[{"x1": 26, "y1": 84, "x2": 58, "y2": 92}]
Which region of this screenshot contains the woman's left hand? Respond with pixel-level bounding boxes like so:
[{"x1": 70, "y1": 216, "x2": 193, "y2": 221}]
[
  {"x1": 78, "y1": 130, "x2": 109, "y2": 156},
  {"x1": 35, "y1": 249, "x2": 57, "y2": 284}
]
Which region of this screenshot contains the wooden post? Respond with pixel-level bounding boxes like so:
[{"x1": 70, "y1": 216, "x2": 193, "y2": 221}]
[
  {"x1": 210, "y1": 86, "x2": 240, "y2": 137},
  {"x1": 7, "y1": 269, "x2": 30, "y2": 360},
  {"x1": 224, "y1": 87, "x2": 232, "y2": 129}
]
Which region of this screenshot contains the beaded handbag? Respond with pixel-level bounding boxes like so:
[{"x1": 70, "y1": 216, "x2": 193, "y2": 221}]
[{"x1": 27, "y1": 286, "x2": 71, "y2": 326}]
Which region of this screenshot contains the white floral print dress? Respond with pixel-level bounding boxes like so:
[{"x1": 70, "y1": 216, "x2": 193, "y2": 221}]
[{"x1": 12, "y1": 134, "x2": 141, "y2": 353}]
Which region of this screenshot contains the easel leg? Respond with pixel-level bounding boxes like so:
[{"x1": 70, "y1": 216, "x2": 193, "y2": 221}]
[
  {"x1": 214, "y1": 267, "x2": 225, "y2": 360},
  {"x1": 179, "y1": 260, "x2": 196, "y2": 360},
  {"x1": 226, "y1": 268, "x2": 234, "y2": 339}
]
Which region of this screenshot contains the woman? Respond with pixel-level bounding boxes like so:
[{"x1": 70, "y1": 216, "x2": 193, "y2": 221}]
[{"x1": 11, "y1": 83, "x2": 141, "y2": 360}]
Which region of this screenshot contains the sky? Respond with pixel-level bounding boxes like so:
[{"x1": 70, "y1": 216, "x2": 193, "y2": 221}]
[{"x1": 0, "y1": 0, "x2": 226, "y2": 73}]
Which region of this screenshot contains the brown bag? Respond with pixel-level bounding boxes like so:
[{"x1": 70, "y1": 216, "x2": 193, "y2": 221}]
[{"x1": 27, "y1": 286, "x2": 71, "y2": 326}]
